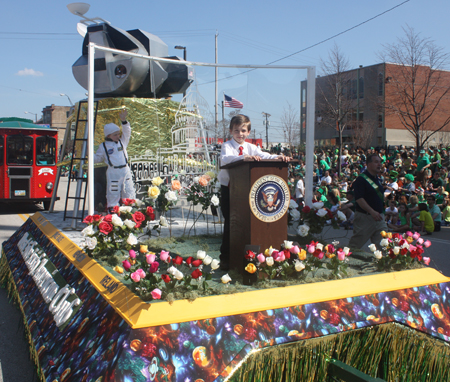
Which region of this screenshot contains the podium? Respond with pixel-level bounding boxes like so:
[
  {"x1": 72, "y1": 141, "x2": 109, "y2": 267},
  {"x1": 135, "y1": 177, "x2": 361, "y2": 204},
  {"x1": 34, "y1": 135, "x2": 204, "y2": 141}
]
[{"x1": 221, "y1": 159, "x2": 290, "y2": 275}]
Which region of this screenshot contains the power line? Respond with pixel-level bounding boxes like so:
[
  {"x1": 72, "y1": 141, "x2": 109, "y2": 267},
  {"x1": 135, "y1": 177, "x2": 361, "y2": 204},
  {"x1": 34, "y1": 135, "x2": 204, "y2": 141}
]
[{"x1": 199, "y1": 0, "x2": 411, "y2": 86}]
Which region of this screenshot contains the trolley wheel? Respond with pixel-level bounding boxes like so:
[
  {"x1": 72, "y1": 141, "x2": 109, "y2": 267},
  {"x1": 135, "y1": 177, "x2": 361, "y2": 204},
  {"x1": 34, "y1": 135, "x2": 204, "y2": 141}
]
[{"x1": 43, "y1": 200, "x2": 51, "y2": 210}]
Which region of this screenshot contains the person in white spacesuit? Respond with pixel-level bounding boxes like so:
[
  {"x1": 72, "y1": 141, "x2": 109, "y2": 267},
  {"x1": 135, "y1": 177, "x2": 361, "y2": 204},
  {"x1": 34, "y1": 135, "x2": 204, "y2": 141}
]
[{"x1": 94, "y1": 109, "x2": 136, "y2": 209}]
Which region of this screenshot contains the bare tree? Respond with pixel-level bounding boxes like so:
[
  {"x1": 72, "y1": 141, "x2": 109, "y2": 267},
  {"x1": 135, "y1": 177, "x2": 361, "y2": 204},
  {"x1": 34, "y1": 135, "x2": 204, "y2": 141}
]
[
  {"x1": 280, "y1": 103, "x2": 300, "y2": 148},
  {"x1": 380, "y1": 25, "x2": 450, "y2": 152},
  {"x1": 318, "y1": 43, "x2": 353, "y2": 174},
  {"x1": 351, "y1": 120, "x2": 377, "y2": 149}
]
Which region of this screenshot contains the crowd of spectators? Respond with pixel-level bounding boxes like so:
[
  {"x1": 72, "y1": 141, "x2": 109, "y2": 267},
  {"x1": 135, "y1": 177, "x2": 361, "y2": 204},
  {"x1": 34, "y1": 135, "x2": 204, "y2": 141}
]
[{"x1": 286, "y1": 144, "x2": 450, "y2": 235}]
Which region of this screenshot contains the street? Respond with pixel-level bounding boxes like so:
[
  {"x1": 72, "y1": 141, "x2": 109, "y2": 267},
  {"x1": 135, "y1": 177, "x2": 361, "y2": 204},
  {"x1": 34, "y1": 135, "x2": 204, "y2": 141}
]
[{"x1": 0, "y1": 177, "x2": 450, "y2": 381}]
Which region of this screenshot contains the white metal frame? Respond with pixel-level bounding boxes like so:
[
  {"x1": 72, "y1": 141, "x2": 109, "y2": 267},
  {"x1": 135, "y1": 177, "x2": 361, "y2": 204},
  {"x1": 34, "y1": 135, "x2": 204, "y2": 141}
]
[{"x1": 87, "y1": 42, "x2": 316, "y2": 215}]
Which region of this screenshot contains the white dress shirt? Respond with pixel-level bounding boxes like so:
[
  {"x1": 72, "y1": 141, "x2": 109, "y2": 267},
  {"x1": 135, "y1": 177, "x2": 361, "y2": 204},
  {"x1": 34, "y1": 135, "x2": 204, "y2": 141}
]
[{"x1": 218, "y1": 139, "x2": 279, "y2": 186}]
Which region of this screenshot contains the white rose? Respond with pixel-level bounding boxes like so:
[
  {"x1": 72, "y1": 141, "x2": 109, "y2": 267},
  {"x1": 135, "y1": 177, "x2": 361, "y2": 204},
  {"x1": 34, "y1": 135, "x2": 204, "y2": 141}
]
[
  {"x1": 401, "y1": 242, "x2": 410, "y2": 249},
  {"x1": 174, "y1": 270, "x2": 184, "y2": 280},
  {"x1": 193, "y1": 176, "x2": 200, "y2": 184},
  {"x1": 210, "y1": 259, "x2": 220, "y2": 270},
  {"x1": 368, "y1": 244, "x2": 377, "y2": 252},
  {"x1": 393, "y1": 246, "x2": 400, "y2": 255},
  {"x1": 294, "y1": 260, "x2": 305, "y2": 272},
  {"x1": 221, "y1": 274, "x2": 231, "y2": 284},
  {"x1": 159, "y1": 216, "x2": 168, "y2": 227},
  {"x1": 119, "y1": 206, "x2": 132, "y2": 213},
  {"x1": 197, "y1": 250, "x2": 206, "y2": 260},
  {"x1": 211, "y1": 195, "x2": 220, "y2": 207},
  {"x1": 337, "y1": 211, "x2": 347, "y2": 221},
  {"x1": 167, "y1": 266, "x2": 177, "y2": 275},
  {"x1": 289, "y1": 209, "x2": 301, "y2": 221},
  {"x1": 111, "y1": 214, "x2": 124, "y2": 227},
  {"x1": 312, "y1": 202, "x2": 324, "y2": 210},
  {"x1": 266, "y1": 256, "x2": 274, "y2": 266},
  {"x1": 267, "y1": 247, "x2": 277, "y2": 256},
  {"x1": 203, "y1": 255, "x2": 213, "y2": 265},
  {"x1": 289, "y1": 199, "x2": 299, "y2": 209},
  {"x1": 374, "y1": 250, "x2": 383, "y2": 259},
  {"x1": 316, "y1": 208, "x2": 328, "y2": 218},
  {"x1": 124, "y1": 219, "x2": 136, "y2": 229},
  {"x1": 316, "y1": 243, "x2": 324, "y2": 251},
  {"x1": 283, "y1": 240, "x2": 293, "y2": 250},
  {"x1": 380, "y1": 238, "x2": 389, "y2": 247},
  {"x1": 126, "y1": 233, "x2": 138, "y2": 246},
  {"x1": 81, "y1": 225, "x2": 95, "y2": 237},
  {"x1": 134, "y1": 199, "x2": 144, "y2": 207},
  {"x1": 85, "y1": 236, "x2": 97, "y2": 250},
  {"x1": 165, "y1": 190, "x2": 178, "y2": 202},
  {"x1": 343, "y1": 247, "x2": 350, "y2": 255},
  {"x1": 297, "y1": 224, "x2": 310, "y2": 237}
]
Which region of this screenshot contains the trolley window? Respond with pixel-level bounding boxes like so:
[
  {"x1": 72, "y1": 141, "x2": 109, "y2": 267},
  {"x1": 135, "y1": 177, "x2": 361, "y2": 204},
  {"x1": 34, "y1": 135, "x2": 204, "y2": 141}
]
[
  {"x1": 0, "y1": 135, "x2": 3, "y2": 166},
  {"x1": 36, "y1": 136, "x2": 56, "y2": 165},
  {"x1": 7, "y1": 135, "x2": 33, "y2": 165}
]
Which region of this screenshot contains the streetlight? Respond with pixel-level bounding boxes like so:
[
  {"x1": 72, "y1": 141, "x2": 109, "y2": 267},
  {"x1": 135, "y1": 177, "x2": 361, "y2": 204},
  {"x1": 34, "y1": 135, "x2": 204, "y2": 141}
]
[
  {"x1": 60, "y1": 93, "x2": 74, "y2": 106},
  {"x1": 24, "y1": 111, "x2": 38, "y2": 123}
]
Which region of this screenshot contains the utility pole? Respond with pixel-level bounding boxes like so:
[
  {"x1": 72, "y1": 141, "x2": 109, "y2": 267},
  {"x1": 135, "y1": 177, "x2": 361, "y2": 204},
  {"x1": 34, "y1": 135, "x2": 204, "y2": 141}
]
[
  {"x1": 215, "y1": 31, "x2": 218, "y2": 143},
  {"x1": 262, "y1": 112, "x2": 271, "y2": 149}
]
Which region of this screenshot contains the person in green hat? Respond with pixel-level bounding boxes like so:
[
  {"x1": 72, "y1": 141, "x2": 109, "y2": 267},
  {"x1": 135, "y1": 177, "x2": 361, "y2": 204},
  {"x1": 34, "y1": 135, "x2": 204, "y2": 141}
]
[
  {"x1": 384, "y1": 170, "x2": 399, "y2": 197},
  {"x1": 416, "y1": 149, "x2": 431, "y2": 185},
  {"x1": 400, "y1": 173, "x2": 416, "y2": 193}
]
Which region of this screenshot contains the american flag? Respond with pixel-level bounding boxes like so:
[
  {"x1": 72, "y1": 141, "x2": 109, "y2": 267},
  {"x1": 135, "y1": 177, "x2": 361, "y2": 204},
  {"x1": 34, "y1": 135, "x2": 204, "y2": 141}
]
[{"x1": 224, "y1": 94, "x2": 244, "y2": 109}]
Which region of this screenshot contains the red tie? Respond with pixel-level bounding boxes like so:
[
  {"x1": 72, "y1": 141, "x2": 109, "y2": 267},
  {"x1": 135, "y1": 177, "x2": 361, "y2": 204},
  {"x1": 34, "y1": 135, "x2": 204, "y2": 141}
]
[{"x1": 239, "y1": 146, "x2": 243, "y2": 156}]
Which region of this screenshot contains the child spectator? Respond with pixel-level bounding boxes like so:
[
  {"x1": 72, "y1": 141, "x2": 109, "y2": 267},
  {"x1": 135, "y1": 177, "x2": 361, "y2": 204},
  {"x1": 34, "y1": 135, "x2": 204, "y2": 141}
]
[
  {"x1": 385, "y1": 199, "x2": 399, "y2": 224},
  {"x1": 94, "y1": 109, "x2": 135, "y2": 210},
  {"x1": 388, "y1": 203, "x2": 411, "y2": 233},
  {"x1": 415, "y1": 202, "x2": 435, "y2": 235},
  {"x1": 218, "y1": 114, "x2": 289, "y2": 270}
]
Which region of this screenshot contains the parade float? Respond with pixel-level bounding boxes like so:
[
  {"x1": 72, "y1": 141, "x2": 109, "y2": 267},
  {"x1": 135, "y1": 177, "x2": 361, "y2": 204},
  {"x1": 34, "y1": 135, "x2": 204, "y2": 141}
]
[{"x1": 2, "y1": 4, "x2": 450, "y2": 382}]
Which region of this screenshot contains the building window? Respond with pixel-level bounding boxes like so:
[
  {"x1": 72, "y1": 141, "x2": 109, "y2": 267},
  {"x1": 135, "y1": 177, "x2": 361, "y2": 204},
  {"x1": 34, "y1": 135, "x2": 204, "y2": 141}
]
[
  {"x1": 378, "y1": 113, "x2": 383, "y2": 129},
  {"x1": 378, "y1": 72, "x2": 384, "y2": 96}
]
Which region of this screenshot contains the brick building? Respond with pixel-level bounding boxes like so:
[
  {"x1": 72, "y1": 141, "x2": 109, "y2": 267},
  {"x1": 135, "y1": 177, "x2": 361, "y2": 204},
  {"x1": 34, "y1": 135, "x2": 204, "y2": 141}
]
[
  {"x1": 300, "y1": 63, "x2": 450, "y2": 149},
  {"x1": 42, "y1": 104, "x2": 72, "y2": 150}
]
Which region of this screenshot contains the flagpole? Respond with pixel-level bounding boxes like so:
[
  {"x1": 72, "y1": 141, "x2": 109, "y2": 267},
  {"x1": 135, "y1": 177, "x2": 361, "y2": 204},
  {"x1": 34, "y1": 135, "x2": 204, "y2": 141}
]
[
  {"x1": 222, "y1": 94, "x2": 225, "y2": 140},
  {"x1": 215, "y1": 31, "x2": 219, "y2": 144}
]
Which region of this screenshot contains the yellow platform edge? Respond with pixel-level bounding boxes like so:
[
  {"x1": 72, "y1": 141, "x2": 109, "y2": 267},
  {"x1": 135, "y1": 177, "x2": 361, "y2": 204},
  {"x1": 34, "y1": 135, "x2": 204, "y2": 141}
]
[{"x1": 30, "y1": 212, "x2": 450, "y2": 329}]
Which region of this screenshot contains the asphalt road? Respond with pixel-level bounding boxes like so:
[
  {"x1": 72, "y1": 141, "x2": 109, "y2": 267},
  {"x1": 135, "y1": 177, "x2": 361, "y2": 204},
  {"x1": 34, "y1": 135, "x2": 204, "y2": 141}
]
[{"x1": 0, "y1": 177, "x2": 449, "y2": 381}]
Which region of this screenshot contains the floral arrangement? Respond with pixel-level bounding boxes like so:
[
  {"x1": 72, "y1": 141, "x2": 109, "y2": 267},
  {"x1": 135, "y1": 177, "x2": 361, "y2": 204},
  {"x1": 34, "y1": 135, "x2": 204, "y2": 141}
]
[
  {"x1": 297, "y1": 202, "x2": 346, "y2": 237},
  {"x1": 369, "y1": 231, "x2": 431, "y2": 271},
  {"x1": 183, "y1": 171, "x2": 220, "y2": 211},
  {"x1": 115, "y1": 247, "x2": 231, "y2": 301},
  {"x1": 147, "y1": 176, "x2": 181, "y2": 213},
  {"x1": 81, "y1": 199, "x2": 161, "y2": 261},
  {"x1": 244, "y1": 240, "x2": 352, "y2": 280}
]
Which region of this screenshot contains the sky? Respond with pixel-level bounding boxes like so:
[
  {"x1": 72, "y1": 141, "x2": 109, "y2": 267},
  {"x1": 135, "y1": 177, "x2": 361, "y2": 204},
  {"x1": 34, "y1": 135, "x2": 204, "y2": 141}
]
[{"x1": 1, "y1": 0, "x2": 450, "y2": 142}]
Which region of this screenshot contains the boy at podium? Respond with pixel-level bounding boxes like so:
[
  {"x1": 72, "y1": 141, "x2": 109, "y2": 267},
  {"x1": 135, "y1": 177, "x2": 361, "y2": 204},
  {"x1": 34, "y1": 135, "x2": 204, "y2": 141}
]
[{"x1": 217, "y1": 115, "x2": 289, "y2": 270}]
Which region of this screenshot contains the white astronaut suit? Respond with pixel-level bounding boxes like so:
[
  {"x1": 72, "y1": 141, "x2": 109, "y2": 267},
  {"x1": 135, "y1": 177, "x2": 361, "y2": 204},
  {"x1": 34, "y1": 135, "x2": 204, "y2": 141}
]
[{"x1": 94, "y1": 121, "x2": 136, "y2": 207}]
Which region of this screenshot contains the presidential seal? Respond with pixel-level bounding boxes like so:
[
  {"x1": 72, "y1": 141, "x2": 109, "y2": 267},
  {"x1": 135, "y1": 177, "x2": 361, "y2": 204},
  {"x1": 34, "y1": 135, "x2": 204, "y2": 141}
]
[{"x1": 249, "y1": 175, "x2": 290, "y2": 222}]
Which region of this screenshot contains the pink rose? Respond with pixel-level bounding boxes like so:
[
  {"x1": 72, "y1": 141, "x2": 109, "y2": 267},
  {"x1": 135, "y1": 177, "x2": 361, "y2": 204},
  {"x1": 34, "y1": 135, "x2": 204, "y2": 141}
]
[
  {"x1": 257, "y1": 253, "x2": 266, "y2": 263},
  {"x1": 131, "y1": 271, "x2": 141, "y2": 282},
  {"x1": 160, "y1": 250, "x2": 171, "y2": 263},
  {"x1": 136, "y1": 268, "x2": 146, "y2": 278},
  {"x1": 290, "y1": 245, "x2": 300, "y2": 254},
  {"x1": 337, "y1": 250, "x2": 346, "y2": 261},
  {"x1": 151, "y1": 288, "x2": 162, "y2": 300},
  {"x1": 406, "y1": 231, "x2": 413, "y2": 237},
  {"x1": 146, "y1": 253, "x2": 156, "y2": 264},
  {"x1": 423, "y1": 257, "x2": 430, "y2": 265},
  {"x1": 149, "y1": 261, "x2": 159, "y2": 273},
  {"x1": 275, "y1": 253, "x2": 285, "y2": 262},
  {"x1": 129, "y1": 250, "x2": 136, "y2": 259},
  {"x1": 307, "y1": 244, "x2": 315, "y2": 254},
  {"x1": 412, "y1": 232, "x2": 420, "y2": 240},
  {"x1": 423, "y1": 240, "x2": 431, "y2": 248},
  {"x1": 122, "y1": 259, "x2": 131, "y2": 271},
  {"x1": 416, "y1": 238, "x2": 424, "y2": 245}
]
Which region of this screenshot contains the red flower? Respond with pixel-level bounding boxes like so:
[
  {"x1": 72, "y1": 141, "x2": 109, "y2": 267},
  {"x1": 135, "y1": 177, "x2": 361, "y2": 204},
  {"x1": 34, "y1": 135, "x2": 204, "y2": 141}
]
[
  {"x1": 192, "y1": 259, "x2": 203, "y2": 267},
  {"x1": 132, "y1": 211, "x2": 146, "y2": 228},
  {"x1": 186, "y1": 256, "x2": 194, "y2": 265},
  {"x1": 245, "y1": 250, "x2": 256, "y2": 260},
  {"x1": 302, "y1": 206, "x2": 311, "y2": 214},
  {"x1": 122, "y1": 198, "x2": 136, "y2": 206},
  {"x1": 103, "y1": 214, "x2": 113, "y2": 222},
  {"x1": 146, "y1": 206, "x2": 155, "y2": 220},
  {"x1": 92, "y1": 214, "x2": 103, "y2": 222},
  {"x1": 161, "y1": 274, "x2": 171, "y2": 283},
  {"x1": 173, "y1": 256, "x2": 183, "y2": 265},
  {"x1": 83, "y1": 215, "x2": 94, "y2": 224},
  {"x1": 98, "y1": 221, "x2": 113, "y2": 235},
  {"x1": 149, "y1": 261, "x2": 159, "y2": 273},
  {"x1": 283, "y1": 249, "x2": 291, "y2": 259},
  {"x1": 112, "y1": 205, "x2": 120, "y2": 214},
  {"x1": 191, "y1": 269, "x2": 202, "y2": 279}
]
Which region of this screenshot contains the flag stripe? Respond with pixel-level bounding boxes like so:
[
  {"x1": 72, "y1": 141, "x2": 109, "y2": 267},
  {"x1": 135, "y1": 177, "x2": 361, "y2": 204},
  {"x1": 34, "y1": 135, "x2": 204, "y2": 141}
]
[{"x1": 224, "y1": 94, "x2": 243, "y2": 108}]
